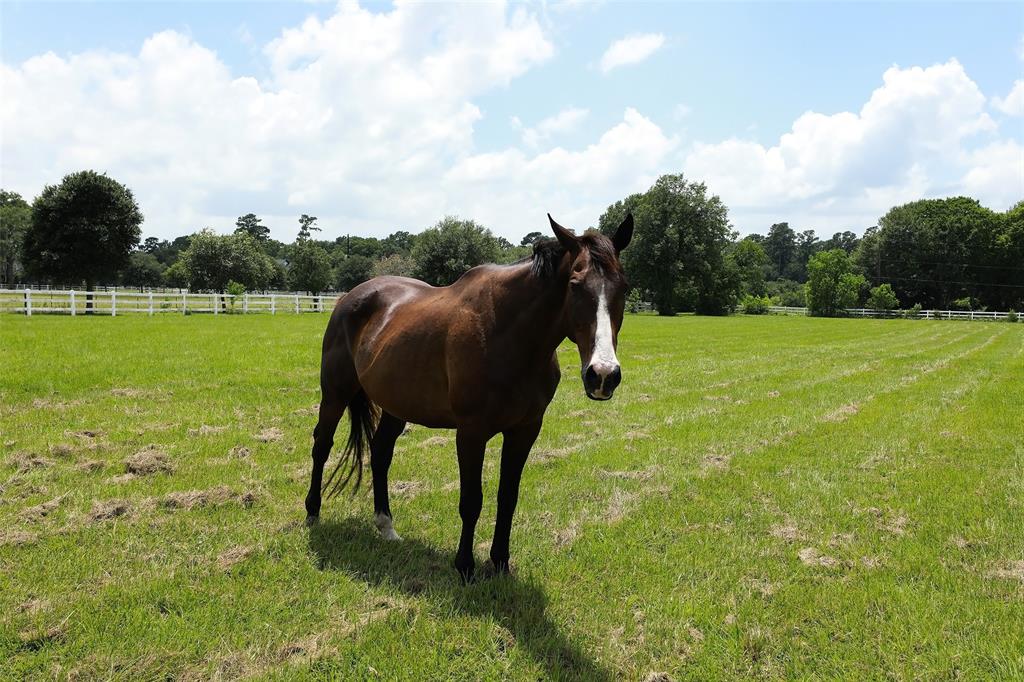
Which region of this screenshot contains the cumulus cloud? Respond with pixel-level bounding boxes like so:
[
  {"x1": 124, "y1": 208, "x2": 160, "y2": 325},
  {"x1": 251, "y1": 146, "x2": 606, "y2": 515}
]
[
  {"x1": 683, "y1": 60, "x2": 1017, "y2": 233},
  {"x1": 599, "y1": 33, "x2": 665, "y2": 74},
  {"x1": 1, "y1": 2, "x2": 555, "y2": 240},
  {"x1": 992, "y1": 80, "x2": 1024, "y2": 116},
  {"x1": 514, "y1": 107, "x2": 589, "y2": 147}
]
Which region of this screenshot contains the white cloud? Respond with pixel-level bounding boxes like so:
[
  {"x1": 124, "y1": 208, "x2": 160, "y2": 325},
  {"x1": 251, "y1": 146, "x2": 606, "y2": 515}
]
[
  {"x1": 599, "y1": 33, "x2": 664, "y2": 74},
  {"x1": 515, "y1": 107, "x2": 589, "y2": 147},
  {"x1": 992, "y1": 80, "x2": 1024, "y2": 116},
  {"x1": 683, "y1": 59, "x2": 1017, "y2": 233},
  {"x1": 1, "y1": 2, "x2": 554, "y2": 240}
]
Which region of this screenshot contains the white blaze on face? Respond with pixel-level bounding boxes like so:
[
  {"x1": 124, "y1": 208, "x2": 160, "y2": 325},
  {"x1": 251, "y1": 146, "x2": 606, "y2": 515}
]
[
  {"x1": 375, "y1": 512, "x2": 402, "y2": 541},
  {"x1": 588, "y1": 284, "x2": 620, "y2": 397}
]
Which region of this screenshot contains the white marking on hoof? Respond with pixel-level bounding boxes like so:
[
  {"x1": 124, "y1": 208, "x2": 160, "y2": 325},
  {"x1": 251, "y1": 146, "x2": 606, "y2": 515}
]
[{"x1": 375, "y1": 512, "x2": 402, "y2": 541}]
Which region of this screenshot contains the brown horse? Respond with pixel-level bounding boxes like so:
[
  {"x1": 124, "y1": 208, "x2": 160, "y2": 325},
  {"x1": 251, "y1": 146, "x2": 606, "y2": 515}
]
[{"x1": 305, "y1": 212, "x2": 633, "y2": 580}]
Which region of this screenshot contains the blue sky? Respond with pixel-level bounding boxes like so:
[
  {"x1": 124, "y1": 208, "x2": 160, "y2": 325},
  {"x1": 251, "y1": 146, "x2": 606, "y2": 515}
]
[{"x1": 2, "y1": 1, "x2": 1021, "y2": 242}]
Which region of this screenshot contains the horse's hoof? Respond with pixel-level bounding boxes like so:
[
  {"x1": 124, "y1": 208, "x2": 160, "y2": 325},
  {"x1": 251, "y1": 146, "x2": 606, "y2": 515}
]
[
  {"x1": 455, "y1": 560, "x2": 476, "y2": 585},
  {"x1": 304, "y1": 515, "x2": 320, "y2": 527}
]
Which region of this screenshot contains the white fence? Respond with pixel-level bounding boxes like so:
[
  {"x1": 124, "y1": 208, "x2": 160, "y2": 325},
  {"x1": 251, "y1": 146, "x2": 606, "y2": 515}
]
[
  {"x1": 0, "y1": 289, "x2": 336, "y2": 316},
  {"x1": 767, "y1": 306, "x2": 1020, "y2": 322}
]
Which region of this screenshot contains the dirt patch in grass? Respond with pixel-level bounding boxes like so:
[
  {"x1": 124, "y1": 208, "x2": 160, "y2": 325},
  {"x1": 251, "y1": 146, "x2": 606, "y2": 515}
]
[
  {"x1": 124, "y1": 446, "x2": 173, "y2": 476},
  {"x1": 598, "y1": 466, "x2": 661, "y2": 481},
  {"x1": 798, "y1": 547, "x2": 840, "y2": 568},
  {"x1": 161, "y1": 486, "x2": 257, "y2": 511},
  {"x1": 553, "y1": 522, "x2": 580, "y2": 549},
  {"x1": 18, "y1": 620, "x2": 68, "y2": 652},
  {"x1": 770, "y1": 523, "x2": 804, "y2": 543},
  {"x1": 391, "y1": 480, "x2": 426, "y2": 498},
  {"x1": 229, "y1": 445, "x2": 252, "y2": 459},
  {"x1": 88, "y1": 499, "x2": 133, "y2": 522},
  {"x1": 217, "y1": 546, "x2": 255, "y2": 571},
  {"x1": 766, "y1": 390, "x2": 781, "y2": 398},
  {"x1": 254, "y1": 427, "x2": 284, "y2": 443},
  {"x1": 532, "y1": 444, "x2": 581, "y2": 465},
  {"x1": 18, "y1": 598, "x2": 49, "y2": 615},
  {"x1": 48, "y1": 443, "x2": 76, "y2": 458},
  {"x1": 420, "y1": 435, "x2": 451, "y2": 448},
  {"x1": 602, "y1": 489, "x2": 636, "y2": 524},
  {"x1": 10, "y1": 452, "x2": 54, "y2": 472},
  {"x1": 821, "y1": 402, "x2": 861, "y2": 423},
  {"x1": 988, "y1": 560, "x2": 1024, "y2": 583},
  {"x1": 701, "y1": 451, "x2": 732, "y2": 473},
  {"x1": 1, "y1": 529, "x2": 39, "y2": 546},
  {"x1": 67, "y1": 429, "x2": 103, "y2": 441},
  {"x1": 110, "y1": 387, "x2": 163, "y2": 399},
  {"x1": 188, "y1": 424, "x2": 228, "y2": 436},
  {"x1": 75, "y1": 459, "x2": 106, "y2": 473},
  {"x1": 293, "y1": 404, "x2": 319, "y2": 417},
  {"x1": 881, "y1": 513, "x2": 910, "y2": 536},
  {"x1": 643, "y1": 673, "x2": 675, "y2": 682},
  {"x1": 20, "y1": 495, "x2": 65, "y2": 522}
]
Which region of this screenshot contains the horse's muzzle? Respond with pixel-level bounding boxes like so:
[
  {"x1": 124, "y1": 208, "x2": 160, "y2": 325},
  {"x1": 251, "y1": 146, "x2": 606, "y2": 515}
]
[{"x1": 583, "y1": 363, "x2": 621, "y2": 401}]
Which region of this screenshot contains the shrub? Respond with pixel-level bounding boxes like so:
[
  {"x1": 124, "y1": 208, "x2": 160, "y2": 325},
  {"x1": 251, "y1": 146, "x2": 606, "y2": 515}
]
[
  {"x1": 867, "y1": 283, "x2": 899, "y2": 312},
  {"x1": 626, "y1": 289, "x2": 643, "y2": 314},
  {"x1": 740, "y1": 294, "x2": 772, "y2": 315},
  {"x1": 1008, "y1": 310, "x2": 1019, "y2": 323},
  {"x1": 904, "y1": 303, "x2": 922, "y2": 319}
]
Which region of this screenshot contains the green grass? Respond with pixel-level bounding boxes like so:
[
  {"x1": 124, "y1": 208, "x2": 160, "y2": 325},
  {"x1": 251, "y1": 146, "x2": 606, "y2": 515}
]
[{"x1": 1, "y1": 313, "x2": 1022, "y2": 680}]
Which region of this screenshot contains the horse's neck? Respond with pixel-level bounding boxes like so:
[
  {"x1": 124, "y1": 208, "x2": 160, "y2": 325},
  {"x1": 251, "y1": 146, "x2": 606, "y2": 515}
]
[{"x1": 491, "y1": 260, "x2": 569, "y2": 355}]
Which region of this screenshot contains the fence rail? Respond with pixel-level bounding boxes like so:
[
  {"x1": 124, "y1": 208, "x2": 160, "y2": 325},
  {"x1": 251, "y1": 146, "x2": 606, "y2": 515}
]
[
  {"x1": 0, "y1": 289, "x2": 336, "y2": 316},
  {"x1": 767, "y1": 306, "x2": 1020, "y2": 321}
]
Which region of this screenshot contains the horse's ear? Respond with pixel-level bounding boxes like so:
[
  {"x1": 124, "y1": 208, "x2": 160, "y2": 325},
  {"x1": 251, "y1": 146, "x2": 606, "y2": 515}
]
[
  {"x1": 612, "y1": 212, "x2": 634, "y2": 254},
  {"x1": 548, "y1": 213, "x2": 580, "y2": 255}
]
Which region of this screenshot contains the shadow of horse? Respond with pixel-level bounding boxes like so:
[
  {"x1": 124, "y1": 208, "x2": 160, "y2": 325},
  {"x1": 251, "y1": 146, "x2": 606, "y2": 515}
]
[{"x1": 308, "y1": 518, "x2": 614, "y2": 681}]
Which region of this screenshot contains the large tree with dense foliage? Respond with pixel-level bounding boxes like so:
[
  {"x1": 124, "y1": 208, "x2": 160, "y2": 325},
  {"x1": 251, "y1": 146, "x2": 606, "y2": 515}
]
[
  {"x1": 411, "y1": 216, "x2": 499, "y2": 286},
  {"x1": 22, "y1": 171, "x2": 143, "y2": 289},
  {"x1": 763, "y1": 222, "x2": 796, "y2": 280},
  {"x1": 806, "y1": 249, "x2": 865, "y2": 316},
  {"x1": 120, "y1": 251, "x2": 166, "y2": 289},
  {"x1": 0, "y1": 190, "x2": 31, "y2": 285},
  {"x1": 861, "y1": 197, "x2": 1006, "y2": 309},
  {"x1": 336, "y1": 254, "x2": 375, "y2": 291},
  {"x1": 599, "y1": 175, "x2": 737, "y2": 315},
  {"x1": 727, "y1": 237, "x2": 770, "y2": 297},
  {"x1": 288, "y1": 240, "x2": 333, "y2": 294},
  {"x1": 176, "y1": 229, "x2": 276, "y2": 292}
]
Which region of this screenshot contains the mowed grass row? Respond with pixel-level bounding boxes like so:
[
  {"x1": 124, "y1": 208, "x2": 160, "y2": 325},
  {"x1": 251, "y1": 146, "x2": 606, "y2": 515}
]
[{"x1": 1, "y1": 314, "x2": 1022, "y2": 680}]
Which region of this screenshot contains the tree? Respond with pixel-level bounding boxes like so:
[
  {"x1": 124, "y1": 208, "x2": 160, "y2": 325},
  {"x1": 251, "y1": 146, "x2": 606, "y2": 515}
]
[
  {"x1": 866, "y1": 197, "x2": 1003, "y2": 309},
  {"x1": 0, "y1": 190, "x2": 31, "y2": 285},
  {"x1": 411, "y1": 216, "x2": 499, "y2": 286},
  {"x1": 297, "y1": 214, "x2": 320, "y2": 242},
  {"x1": 727, "y1": 238, "x2": 769, "y2": 296},
  {"x1": 288, "y1": 240, "x2": 333, "y2": 294},
  {"x1": 380, "y1": 230, "x2": 416, "y2": 257},
  {"x1": 335, "y1": 234, "x2": 381, "y2": 259},
  {"x1": 142, "y1": 236, "x2": 162, "y2": 254},
  {"x1": 336, "y1": 254, "x2": 375, "y2": 291},
  {"x1": 823, "y1": 230, "x2": 859, "y2": 254},
  {"x1": 120, "y1": 251, "x2": 166, "y2": 289},
  {"x1": 763, "y1": 222, "x2": 796, "y2": 280},
  {"x1": 792, "y1": 229, "x2": 821, "y2": 282},
  {"x1": 176, "y1": 229, "x2": 275, "y2": 292},
  {"x1": 234, "y1": 213, "x2": 270, "y2": 243},
  {"x1": 806, "y1": 249, "x2": 865, "y2": 316},
  {"x1": 22, "y1": 171, "x2": 143, "y2": 291},
  {"x1": 867, "y1": 283, "x2": 899, "y2": 311},
  {"x1": 373, "y1": 253, "x2": 416, "y2": 278},
  {"x1": 600, "y1": 175, "x2": 736, "y2": 315},
  {"x1": 520, "y1": 231, "x2": 544, "y2": 247}
]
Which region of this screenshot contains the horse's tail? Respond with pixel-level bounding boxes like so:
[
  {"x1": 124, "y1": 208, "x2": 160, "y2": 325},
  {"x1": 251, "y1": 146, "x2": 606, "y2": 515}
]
[{"x1": 322, "y1": 390, "x2": 379, "y2": 499}]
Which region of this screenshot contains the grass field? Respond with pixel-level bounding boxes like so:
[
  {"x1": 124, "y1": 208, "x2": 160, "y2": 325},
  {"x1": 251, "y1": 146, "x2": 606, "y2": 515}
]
[{"x1": 2, "y1": 313, "x2": 1023, "y2": 680}]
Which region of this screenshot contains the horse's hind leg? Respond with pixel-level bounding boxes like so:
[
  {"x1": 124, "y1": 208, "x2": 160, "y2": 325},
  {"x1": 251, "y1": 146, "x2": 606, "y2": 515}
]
[
  {"x1": 370, "y1": 412, "x2": 406, "y2": 540},
  {"x1": 305, "y1": 398, "x2": 345, "y2": 521}
]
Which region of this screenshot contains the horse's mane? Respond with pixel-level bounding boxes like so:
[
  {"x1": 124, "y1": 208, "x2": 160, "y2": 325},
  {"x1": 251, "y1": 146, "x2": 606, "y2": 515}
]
[{"x1": 528, "y1": 231, "x2": 621, "y2": 279}]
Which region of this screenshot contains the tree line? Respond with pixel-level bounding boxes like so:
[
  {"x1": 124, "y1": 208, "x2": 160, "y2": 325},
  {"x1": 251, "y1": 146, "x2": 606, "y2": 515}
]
[{"x1": 1, "y1": 170, "x2": 1020, "y2": 315}]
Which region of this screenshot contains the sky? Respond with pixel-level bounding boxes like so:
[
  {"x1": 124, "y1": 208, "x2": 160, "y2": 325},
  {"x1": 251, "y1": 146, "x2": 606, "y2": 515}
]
[{"x1": 2, "y1": 1, "x2": 1022, "y2": 243}]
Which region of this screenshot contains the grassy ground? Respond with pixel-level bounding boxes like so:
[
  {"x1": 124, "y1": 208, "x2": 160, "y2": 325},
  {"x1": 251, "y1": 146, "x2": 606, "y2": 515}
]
[{"x1": 1, "y1": 313, "x2": 1022, "y2": 680}]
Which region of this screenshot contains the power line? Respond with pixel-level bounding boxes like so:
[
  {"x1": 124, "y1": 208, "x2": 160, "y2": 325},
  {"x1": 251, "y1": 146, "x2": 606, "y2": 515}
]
[{"x1": 878, "y1": 274, "x2": 1024, "y2": 289}]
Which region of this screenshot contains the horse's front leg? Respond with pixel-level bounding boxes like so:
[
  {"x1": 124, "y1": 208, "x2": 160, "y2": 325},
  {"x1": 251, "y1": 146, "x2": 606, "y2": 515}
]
[
  {"x1": 454, "y1": 429, "x2": 488, "y2": 582},
  {"x1": 490, "y1": 420, "x2": 542, "y2": 574}
]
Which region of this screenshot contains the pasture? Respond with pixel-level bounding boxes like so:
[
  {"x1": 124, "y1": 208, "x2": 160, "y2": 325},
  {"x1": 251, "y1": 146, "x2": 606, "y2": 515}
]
[{"x1": 2, "y1": 314, "x2": 1022, "y2": 680}]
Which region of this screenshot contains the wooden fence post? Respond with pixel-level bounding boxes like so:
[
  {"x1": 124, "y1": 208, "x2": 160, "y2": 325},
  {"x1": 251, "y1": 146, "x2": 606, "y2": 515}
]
[
  {"x1": 70, "y1": 290, "x2": 76, "y2": 316},
  {"x1": 149, "y1": 292, "x2": 154, "y2": 316},
  {"x1": 271, "y1": 294, "x2": 276, "y2": 315},
  {"x1": 25, "y1": 288, "x2": 31, "y2": 316},
  {"x1": 111, "y1": 291, "x2": 117, "y2": 317},
  {"x1": 295, "y1": 295, "x2": 299, "y2": 314},
  {"x1": 213, "y1": 293, "x2": 218, "y2": 315},
  {"x1": 182, "y1": 291, "x2": 187, "y2": 315},
  {"x1": 243, "y1": 294, "x2": 248, "y2": 314}
]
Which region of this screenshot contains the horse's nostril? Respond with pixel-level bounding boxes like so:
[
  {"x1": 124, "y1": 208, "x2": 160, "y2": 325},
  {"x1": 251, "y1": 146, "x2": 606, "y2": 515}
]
[
  {"x1": 606, "y1": 366, "x2": 622, "y2": 392},
  {"x1": 584, "y1": 365, "x2": 600, "y2": 389}
]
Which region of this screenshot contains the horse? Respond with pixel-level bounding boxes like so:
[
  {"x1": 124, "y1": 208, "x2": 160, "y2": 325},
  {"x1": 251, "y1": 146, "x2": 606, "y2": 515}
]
[{"x1": 305, "y1": 212, "x2": 633, "y2": 581}]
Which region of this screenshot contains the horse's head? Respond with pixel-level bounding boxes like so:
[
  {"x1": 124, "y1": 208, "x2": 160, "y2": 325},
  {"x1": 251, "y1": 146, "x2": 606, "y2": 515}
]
[{"x1": 548, "y1": 212, "x2": 633, "y2": 401}]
